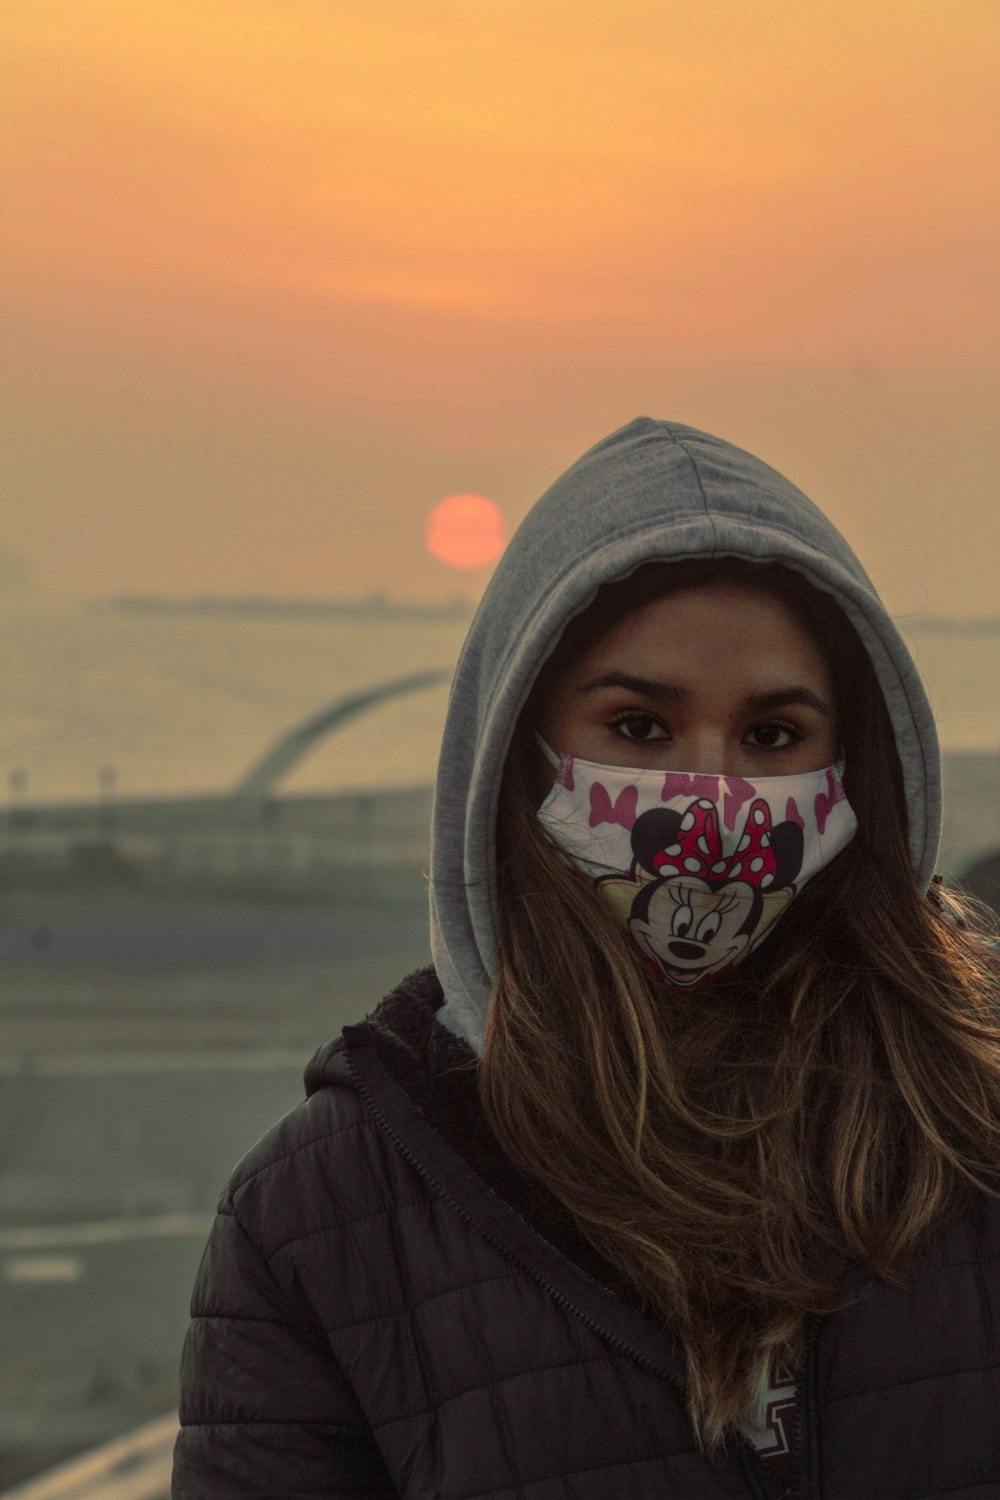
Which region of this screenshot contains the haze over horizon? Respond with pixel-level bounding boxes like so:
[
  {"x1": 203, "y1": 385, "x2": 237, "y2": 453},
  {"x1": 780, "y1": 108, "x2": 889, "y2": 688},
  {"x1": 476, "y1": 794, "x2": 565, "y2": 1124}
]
[{"x1": 3, "y1": 1, "x2": 998, "y2": 617}]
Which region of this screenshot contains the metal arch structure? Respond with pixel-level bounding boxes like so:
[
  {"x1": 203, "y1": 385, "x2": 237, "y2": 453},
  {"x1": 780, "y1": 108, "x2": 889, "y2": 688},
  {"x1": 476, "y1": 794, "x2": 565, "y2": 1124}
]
[{"x1": 232, "y1": 668, "x2": 451, "y2": 798}]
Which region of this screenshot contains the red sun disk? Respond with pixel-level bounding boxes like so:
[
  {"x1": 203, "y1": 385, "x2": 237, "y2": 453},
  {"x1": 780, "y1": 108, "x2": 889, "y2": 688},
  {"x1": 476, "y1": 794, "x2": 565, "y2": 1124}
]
[{"x1": 425, "y1": 493, "x2": 506, "y2": 569}]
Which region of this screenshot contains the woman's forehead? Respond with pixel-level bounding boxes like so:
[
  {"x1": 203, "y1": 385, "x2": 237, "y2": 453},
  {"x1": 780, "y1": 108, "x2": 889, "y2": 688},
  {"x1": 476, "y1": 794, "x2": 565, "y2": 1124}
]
[{"x1": 570, "y1": 584, "x2": 834, "y2": 679}]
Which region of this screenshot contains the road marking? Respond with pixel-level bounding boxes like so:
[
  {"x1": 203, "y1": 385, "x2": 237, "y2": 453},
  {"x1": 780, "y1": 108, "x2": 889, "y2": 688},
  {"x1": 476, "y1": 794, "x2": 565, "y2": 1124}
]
[
  {"x1": 0, "y1": 1212, "x2": 212, "y2": 1252},
  {"x1": 0, "y1": 1048, "x2": 307, "y2": 1077},
  {"x1": 0, "y1": 1411, "x2": 178, "y2": 1500},
  {"x1": 4, "y1": 1255, "x2": 83, "y2": 1282}
]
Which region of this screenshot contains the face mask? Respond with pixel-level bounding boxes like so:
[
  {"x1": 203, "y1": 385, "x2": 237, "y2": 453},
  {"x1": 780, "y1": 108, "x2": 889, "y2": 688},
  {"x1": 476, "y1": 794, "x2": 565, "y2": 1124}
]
[{"x1": 536, "y1": 738, "x2": 857, "y2": 988}]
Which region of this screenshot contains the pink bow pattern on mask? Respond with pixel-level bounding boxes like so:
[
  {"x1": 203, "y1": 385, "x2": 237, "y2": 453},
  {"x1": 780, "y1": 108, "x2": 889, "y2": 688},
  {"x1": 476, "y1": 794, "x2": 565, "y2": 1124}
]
[
  {"x1": 814, "y1": 768, "x2": 845, "y2": 834},
  {"x1": 589, "y1": 781, "x2": 638, "y2": 830},
  {"x1": 651, "y1": 798, "x2": 780, "y2": 891}
]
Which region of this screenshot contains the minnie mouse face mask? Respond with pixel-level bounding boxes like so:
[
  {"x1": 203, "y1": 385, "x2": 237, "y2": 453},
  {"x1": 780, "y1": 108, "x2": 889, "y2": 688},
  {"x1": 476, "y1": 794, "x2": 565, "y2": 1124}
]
[{"x1": 535, "y1": 738, "x2": 857, "y2": 988}]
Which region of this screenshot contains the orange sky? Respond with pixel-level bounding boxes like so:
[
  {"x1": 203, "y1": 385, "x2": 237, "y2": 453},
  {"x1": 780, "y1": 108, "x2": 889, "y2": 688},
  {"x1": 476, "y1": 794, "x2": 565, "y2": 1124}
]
[{"x1": 2, "y1": 0, "x2": 998, "y2": 611}]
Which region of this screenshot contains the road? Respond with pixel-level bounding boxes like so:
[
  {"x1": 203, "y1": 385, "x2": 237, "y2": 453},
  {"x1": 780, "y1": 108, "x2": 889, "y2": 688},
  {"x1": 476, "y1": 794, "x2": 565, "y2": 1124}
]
[
  {"x1": 0, "y1": 1055, "x2": 323, "y2": 1491},
  {"x1": 0, "y1": 880, "x2": 433, "y2": 1489},
  {"x1": 2, "y1": 1220, "x2": 204, "y2": 1492}
]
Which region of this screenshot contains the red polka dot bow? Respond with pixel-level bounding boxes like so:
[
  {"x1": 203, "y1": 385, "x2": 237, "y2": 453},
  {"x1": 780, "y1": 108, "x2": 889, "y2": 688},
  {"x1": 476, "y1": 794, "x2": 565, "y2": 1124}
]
[{"x1": 651, "y1": 799, "x2": 779, "y2": 889}]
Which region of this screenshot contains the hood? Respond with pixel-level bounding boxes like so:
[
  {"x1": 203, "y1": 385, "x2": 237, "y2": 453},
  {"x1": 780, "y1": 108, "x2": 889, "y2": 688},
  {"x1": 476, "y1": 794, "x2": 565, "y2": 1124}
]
[{"x1": 429, "y1": 417, "x2": 941, "y2": 1053}]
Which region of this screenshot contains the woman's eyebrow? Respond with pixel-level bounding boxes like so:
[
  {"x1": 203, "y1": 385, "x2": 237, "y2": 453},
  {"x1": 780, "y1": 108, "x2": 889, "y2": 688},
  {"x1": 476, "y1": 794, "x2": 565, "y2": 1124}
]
[
  {"x1": 744, "y1": 687, "x2": 832, "y2": 716},
  {"x1": 576, "y1": 674, "x2": 832, "y2": 717},
  {"x1": 578, "y1": 671, "x2": 686, "y2": 699}
]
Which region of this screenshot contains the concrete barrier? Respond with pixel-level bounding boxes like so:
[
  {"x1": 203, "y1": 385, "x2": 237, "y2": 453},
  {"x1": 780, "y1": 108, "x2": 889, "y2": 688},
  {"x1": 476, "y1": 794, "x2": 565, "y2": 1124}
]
[{"x1": 0, "y1": 784, "x2": 435, "y2": 895}]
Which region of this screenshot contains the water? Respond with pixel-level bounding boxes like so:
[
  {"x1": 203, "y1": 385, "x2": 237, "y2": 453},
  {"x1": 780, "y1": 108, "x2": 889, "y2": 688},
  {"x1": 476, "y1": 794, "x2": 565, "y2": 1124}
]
[
  {"x1": 1, "y1": 602, "x2": 470, "y2": 804},
  {"x1": 2, "y1": 601, "x2": 998, "y2": 806}
]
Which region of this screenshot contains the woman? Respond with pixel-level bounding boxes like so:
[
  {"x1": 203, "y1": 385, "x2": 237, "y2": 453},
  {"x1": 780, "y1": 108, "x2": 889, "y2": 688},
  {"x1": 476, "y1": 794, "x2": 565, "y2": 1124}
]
[{"x1": 173, "y1": 419, "x2": 1000, "y2": 1499}]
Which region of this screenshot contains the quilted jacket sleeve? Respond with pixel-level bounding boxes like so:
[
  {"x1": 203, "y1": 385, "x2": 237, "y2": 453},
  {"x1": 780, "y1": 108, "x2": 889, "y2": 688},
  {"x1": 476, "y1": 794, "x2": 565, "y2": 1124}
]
[{"x1": 172, "y1": 1201, "x2": 396, "y2": 1499}]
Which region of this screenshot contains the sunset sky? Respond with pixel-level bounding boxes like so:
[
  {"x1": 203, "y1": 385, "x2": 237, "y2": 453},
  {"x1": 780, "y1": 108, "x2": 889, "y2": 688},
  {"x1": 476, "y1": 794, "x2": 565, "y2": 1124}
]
[{"x1": 3, "y1": 0, "x2": 998, "y2": 613}]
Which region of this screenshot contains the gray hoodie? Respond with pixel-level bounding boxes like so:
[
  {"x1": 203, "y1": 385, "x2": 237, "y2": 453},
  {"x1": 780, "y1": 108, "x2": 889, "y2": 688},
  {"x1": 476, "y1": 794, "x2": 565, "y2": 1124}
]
[{"x1": 430, "y1": 417, "x2": 941, "y2": 1053}]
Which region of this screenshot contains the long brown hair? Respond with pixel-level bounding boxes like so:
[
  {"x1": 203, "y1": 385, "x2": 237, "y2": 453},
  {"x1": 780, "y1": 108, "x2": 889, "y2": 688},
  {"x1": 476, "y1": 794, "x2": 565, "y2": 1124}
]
[{"x1": 479, "y1": 560, "x2": 1000, "y2": 1453}]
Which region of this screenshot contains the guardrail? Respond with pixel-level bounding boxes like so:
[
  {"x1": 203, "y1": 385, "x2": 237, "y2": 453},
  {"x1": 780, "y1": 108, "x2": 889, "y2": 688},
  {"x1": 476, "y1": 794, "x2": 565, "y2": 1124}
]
[
  {"x1": 0, "y1": 783, "x2": 435, "y2": 893},
  {"x1": 0, "y1": 1413, "x2": 177, "y2": 1500}
]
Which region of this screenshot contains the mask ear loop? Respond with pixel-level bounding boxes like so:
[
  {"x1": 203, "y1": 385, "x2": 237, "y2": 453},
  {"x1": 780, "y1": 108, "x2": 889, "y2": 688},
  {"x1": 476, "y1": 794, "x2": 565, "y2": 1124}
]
[{"x1": 534, "y1": 732, "x2": 562, "y2": 770}]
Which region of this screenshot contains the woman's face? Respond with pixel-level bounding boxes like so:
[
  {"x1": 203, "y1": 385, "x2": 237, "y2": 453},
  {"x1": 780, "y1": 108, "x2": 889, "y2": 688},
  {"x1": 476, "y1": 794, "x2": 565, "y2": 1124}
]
[{"x1": 538, "y1": 583, "x2": 838, "y2": 780}]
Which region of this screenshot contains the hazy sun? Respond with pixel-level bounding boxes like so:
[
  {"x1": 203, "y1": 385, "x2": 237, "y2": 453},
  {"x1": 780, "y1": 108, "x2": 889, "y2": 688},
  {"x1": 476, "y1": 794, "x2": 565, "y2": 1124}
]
[{"x1": 425, "y1": 493, "x2": 506, "y2": 569}]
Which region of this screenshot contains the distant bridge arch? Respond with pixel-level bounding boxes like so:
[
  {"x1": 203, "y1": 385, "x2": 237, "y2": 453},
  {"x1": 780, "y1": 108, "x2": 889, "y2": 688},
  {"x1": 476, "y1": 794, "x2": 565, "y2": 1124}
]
[{"x1": 233, "y1": 669, "x2": 450, "y2": 798}]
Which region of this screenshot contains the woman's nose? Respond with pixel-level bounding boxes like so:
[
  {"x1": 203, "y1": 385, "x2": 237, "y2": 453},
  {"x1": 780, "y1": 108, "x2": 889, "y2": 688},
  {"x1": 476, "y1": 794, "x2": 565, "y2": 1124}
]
[{"x1": 675, "y1": 730, "x2": 740, "y2": 776}]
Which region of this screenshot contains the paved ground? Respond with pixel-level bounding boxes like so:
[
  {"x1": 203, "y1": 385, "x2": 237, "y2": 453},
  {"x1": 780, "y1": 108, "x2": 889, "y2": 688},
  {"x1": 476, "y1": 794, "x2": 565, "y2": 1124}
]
[
  {"x1": 0, "y1": 876, "x2": 433, "y2": 1490},
  {"x1": 1, "y1": 1225, "x2": 204, "y2": 1491}
]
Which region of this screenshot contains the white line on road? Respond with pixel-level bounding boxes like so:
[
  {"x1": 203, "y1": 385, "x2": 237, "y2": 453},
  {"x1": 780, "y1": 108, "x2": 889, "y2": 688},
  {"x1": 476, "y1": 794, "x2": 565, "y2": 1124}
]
[
  {"x1": 0, "y1": 1212, "x2": 212, "y2": 1252},
  {"x1": 4, "y1": 1254, "x2": 83, "y2": 1282},
  {"x1": 0, "y1": 1411, "x2": 178, "y2": 1500}
]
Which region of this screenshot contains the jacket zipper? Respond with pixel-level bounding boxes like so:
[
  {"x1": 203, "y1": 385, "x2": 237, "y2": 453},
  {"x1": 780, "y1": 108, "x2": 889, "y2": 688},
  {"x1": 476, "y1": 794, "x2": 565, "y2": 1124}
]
[
  {"x1": 344, "y1": 1045, "x2": 787, "y2": 1499},
  {"x1": 737, "y1": 1314, "x2": 822, "y2": 1500},
  {"x1": 790, "y1": 1317, "x2": 821, "y2": 1500}
]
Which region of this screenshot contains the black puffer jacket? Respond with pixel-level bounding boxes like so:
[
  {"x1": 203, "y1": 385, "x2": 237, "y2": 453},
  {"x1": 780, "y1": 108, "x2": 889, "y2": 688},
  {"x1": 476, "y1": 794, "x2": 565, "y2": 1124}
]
[{"x1": 173, "y1": 969, "x2": 1000, "y2": 1500}]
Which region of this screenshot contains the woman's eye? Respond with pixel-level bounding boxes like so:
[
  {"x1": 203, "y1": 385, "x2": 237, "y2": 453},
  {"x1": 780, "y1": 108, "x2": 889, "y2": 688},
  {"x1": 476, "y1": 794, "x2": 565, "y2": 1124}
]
[
  {"x1": 745, "y1": 722, "x2": 800, "y2": 750},
  {"x1": 609, "y1": 713, "x2": 669, "y2": 743}
]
